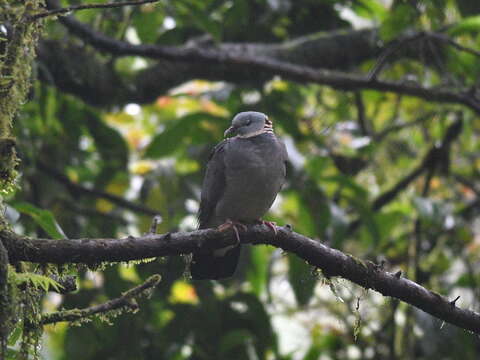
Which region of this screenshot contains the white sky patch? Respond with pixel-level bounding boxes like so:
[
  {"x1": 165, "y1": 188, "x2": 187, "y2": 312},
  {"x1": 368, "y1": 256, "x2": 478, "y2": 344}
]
[
  {"x1": 125, "y1": 27, "x2": 141, "y2": 45},
  {"x1": 46, "y1": 293, "x2": 63, "y2": 307},
  {"x1": 270, "y1": 193, "x2": 284, "y2": 215},
  {"x1": 125, "y1": 103, "x2": 141, "y2": 116},
  {"x1": 181, "y1": 345, "x2": 192, "y2": 358},
  {"x1": 335, "y1": 4, "x2": 375, "y2": 29},
  {"x1": 444, "y1": 214, "x2": 455, "y2": 229},
  {"x1": 0, "y1": 24, "x2": 7, "y2": 36},
  {"x1": 79, "y1": 135, "x2": 92, "y2": 150},
  {"x1": 126, "y1": 175, "x2": 144, "y2": 200},
  {"x1": 283, "y1": 136, "x2": 305, "y2": 169},
  {"x1": 346, "y1": 345, "x2": 362, "y2": 360},
  {"x1": 132, "y1": 57, "x2": 148, "y2": 71},
  {"x1": 179, "y1": 215, "x2": 198, "y2": 231},
  {"x1": 185, "y1": 199, "x2": 199, "y2": 213},
  {"x1": 351, "y1": 136, "x2": 371, "y2": 149},
  {"x1": 85, "y1": 271, "x2": 104, "y2": 288},
  {"x1": 163, "y1": 16, "x2": 176, "y2": 30},
  {"x1": 242, "y1": 90, "x2": 261, "y2": 105},
  {"x1": 271, "y1": 314, "x2": 311, "y2": 357},
  {"x1": 230, "y1": 301, "x2": 248, "y2": 313},
  {"x1": 395, "y1": 309, "x2": 406, "y2": 326},
  {"x1": 5, "y1": 205, "x2": 20, "y2": 224}
]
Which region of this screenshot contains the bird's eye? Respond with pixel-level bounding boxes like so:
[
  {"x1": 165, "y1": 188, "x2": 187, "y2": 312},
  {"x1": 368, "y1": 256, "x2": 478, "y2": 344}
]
[{"x1": 246, "y1": 119, "x2": 252, "y2": 125}]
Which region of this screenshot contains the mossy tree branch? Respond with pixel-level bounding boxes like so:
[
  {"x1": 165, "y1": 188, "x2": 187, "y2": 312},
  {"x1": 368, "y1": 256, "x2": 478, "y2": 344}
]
[
  {"x1": 1, "y1": 225, "x2": 479, "y2": 335},
  {"x1": 41, "y1": 274, "x2": 161, "y2": 325}
]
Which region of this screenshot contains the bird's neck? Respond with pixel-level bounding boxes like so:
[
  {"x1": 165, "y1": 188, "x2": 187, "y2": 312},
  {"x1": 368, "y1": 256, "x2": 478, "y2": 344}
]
[{"x1": 237, "y1": 120, "x2": 274, "y2": 138}]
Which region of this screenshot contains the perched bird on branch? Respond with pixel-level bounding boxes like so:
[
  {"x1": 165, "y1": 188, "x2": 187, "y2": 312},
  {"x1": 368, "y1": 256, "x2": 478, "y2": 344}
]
[{"x1": 191, "y1": 111, "x2": 288, "y2": 280}]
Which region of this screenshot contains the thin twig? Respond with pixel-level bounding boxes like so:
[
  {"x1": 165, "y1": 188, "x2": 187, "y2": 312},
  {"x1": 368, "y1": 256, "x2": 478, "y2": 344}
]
[
  {"x1": 427, "y1": 32, "x2": 480, "y2": 59},
  {"x1": 348, "y1": 117, "x2": 463, "y2": 233},
  {"x1": 37, "y1": 161, "x2": 160, "y2": 217},
  {"x1": 367, "y1": 32, "x2": 426, "y2": 81},
  {"x1": 41, "y1": 274, "x2": 161, "y2": 325},
  {"x1": 374, "y1": 111, "x2": 438, "y2": 142},
  {"x1": 30, "y1": 0, "x2": 160, "y2": 21},
  {"x1": 354, "y1": 92, "x2": 369, "y2": 136},
  {"x1": 148, "y1": 215, "x2": 163, "y2": 235}
]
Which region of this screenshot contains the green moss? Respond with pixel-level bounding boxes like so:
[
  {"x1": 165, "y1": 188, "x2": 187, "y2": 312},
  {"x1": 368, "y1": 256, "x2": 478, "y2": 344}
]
[
  {"x1": 0, "y1": 0, "x2": 45, "y2": 195},
  {"x1": 347, "y1": 253, "x2": 368, "y2": 269},
  {"x1": 0, "y1": 2, "x2": 46, "y2": 357}
]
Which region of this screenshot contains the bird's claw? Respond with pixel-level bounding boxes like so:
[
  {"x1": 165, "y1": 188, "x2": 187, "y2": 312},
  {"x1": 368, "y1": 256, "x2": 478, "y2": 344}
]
[
  {"x1": 218, "y1": 220, "x2": 247, "y2": 244},
  {"x1": 257, "y1": 220, "x2": 278, "y2": 235}
]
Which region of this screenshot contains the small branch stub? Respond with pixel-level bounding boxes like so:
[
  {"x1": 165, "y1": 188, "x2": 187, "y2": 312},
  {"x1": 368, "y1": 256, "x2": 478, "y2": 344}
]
[{"x1": 450, "y1": 295, "x2": 461, "y2": 307}]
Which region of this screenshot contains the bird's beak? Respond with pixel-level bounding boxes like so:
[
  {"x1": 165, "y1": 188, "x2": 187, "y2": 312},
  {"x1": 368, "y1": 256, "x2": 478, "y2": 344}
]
[{"x1": 224, "y1": 126, "x2": 236, "y2": 138}]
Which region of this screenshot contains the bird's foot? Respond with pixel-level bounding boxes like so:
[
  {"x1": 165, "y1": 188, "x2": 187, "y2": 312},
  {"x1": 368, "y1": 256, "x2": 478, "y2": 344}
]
[
  {"x1": 256, "y1": 219, "x2": 278, "y2": 235},
  {"x1": 218, "y1": 220, "x2": 247, "y2": 244}
]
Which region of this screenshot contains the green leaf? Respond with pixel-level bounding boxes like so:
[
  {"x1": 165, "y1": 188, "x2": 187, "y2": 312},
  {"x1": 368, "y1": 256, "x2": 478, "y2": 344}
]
[
  {"x1": 353, "y1": 0, "x2": 387, "y2": 21},
  {"x1": 218, "y1": 329, "x2": 253, "y2": 355},
  {"x1": 246, "y1": 246, "x2": 270, "y2": 296},
  {"x1": 448, "y1": 15, "x2": 480, "y2": 36},
  {"x1": 379, "y1": 3, "x2": 418, "y2": 41},
  {"x1": 6, "y1": 348, "x2": 19, "y2": 360},
  {"x1": 84, "y1": 111, "x2": 129, "y2": 187},
  {"x1": 321, "y1": 175, "x2": 368, "y2": 200},
  {"x1": 144, "y1": 113, "x2": 226, "y2": 158},
  {"x1": 329, "y1": 203, "x2": 348, "y2": 247},
  {"x1": 10, "y1": 271, "x2": 63, "y2": 292},
  {"x1": 12, "y1": 202, "x2": 66, "y2": 239},
  {"x1": 288, "y1": 255, "x2": 316, "y2": 306},
  {"x1": 132, "y1": 8, "x2": 165, "y2": 43},
  {"x1": 457, "y1": 0, "x2": 480, "y2": 16},
  {"x1": 227, "y1": 293, "x2": 277, "y2": 355},
  {"x1": 7, "y1": 325, "x2": 22, "y2": 346},
  {"x1": 175, "y1": 2, "x2": 222, "y2": 41}
]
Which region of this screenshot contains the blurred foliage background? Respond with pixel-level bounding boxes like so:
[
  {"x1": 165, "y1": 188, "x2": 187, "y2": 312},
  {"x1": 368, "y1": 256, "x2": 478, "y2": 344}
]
[{"x1": 3, "y1": 0, "x2": 480, "y2": 359}]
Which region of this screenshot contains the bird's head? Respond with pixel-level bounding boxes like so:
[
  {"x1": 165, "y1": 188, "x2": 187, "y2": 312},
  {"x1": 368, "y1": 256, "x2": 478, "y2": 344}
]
[{"x1": 224, "y1": 111, "x2": 272, "y2": 138}]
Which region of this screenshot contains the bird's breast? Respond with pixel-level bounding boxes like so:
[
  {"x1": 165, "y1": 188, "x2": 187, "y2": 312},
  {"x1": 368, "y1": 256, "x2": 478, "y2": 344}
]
[{"x1": 214, "y1": 136, "x2": 285, "y2": 223}]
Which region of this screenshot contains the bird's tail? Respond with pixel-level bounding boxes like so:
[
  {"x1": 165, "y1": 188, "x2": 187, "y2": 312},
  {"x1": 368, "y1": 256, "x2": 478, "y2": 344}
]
[{"x1": 190, "y1": 245, "x2": 241, "y2": 280}]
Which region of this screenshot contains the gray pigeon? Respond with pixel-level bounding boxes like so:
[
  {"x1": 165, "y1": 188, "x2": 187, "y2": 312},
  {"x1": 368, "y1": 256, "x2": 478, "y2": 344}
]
[{"x1": 191, "y1": 111, "x2": 288, "y2": 280}]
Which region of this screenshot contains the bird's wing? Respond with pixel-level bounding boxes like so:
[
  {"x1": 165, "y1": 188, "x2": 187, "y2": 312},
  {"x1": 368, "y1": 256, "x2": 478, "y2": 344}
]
[{"x1": 197, "y1": 139, "x2": 228, "y2": 229}]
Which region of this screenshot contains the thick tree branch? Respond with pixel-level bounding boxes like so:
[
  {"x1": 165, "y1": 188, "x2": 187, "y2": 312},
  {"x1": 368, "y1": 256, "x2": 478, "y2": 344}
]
[
  {"x1": 39, "y1": 3, "x2": 480, "y2": 113},
  {"x1": 41, "y1": 274, "x2": 161, "y2": 325},
  {"x1": 37, "y1": 27, "x2": 381, "y2": 106},
  {"x1": 1, "y1": 225, "x2": 480, "y2": 334}
]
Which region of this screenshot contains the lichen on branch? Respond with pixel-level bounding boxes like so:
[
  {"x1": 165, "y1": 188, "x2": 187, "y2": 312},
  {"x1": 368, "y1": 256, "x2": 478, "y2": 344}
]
[
  {"x1": 41, "y1": 274, "x2": 161, "y2": 325},
  {"x1": 0, "y1": 0, "x2": 44, "y2": 194}
]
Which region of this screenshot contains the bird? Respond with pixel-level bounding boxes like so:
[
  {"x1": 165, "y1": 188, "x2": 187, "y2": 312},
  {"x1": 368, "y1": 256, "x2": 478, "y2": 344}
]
[{"x1": 191, "y1": 111, "x2": 288, "y2": 280}]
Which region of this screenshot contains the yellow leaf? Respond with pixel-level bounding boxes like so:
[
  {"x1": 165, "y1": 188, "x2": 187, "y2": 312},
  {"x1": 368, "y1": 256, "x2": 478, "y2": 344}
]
[
  {"x1": 169, "y1": 281, "x2": 198, "y2": 304},
  {"x1": 131, "y1": 160, "x2": 155, "y2": 175},
  {"x1": 118, "y1": 264, "x2": 141, "y2": 283}
]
